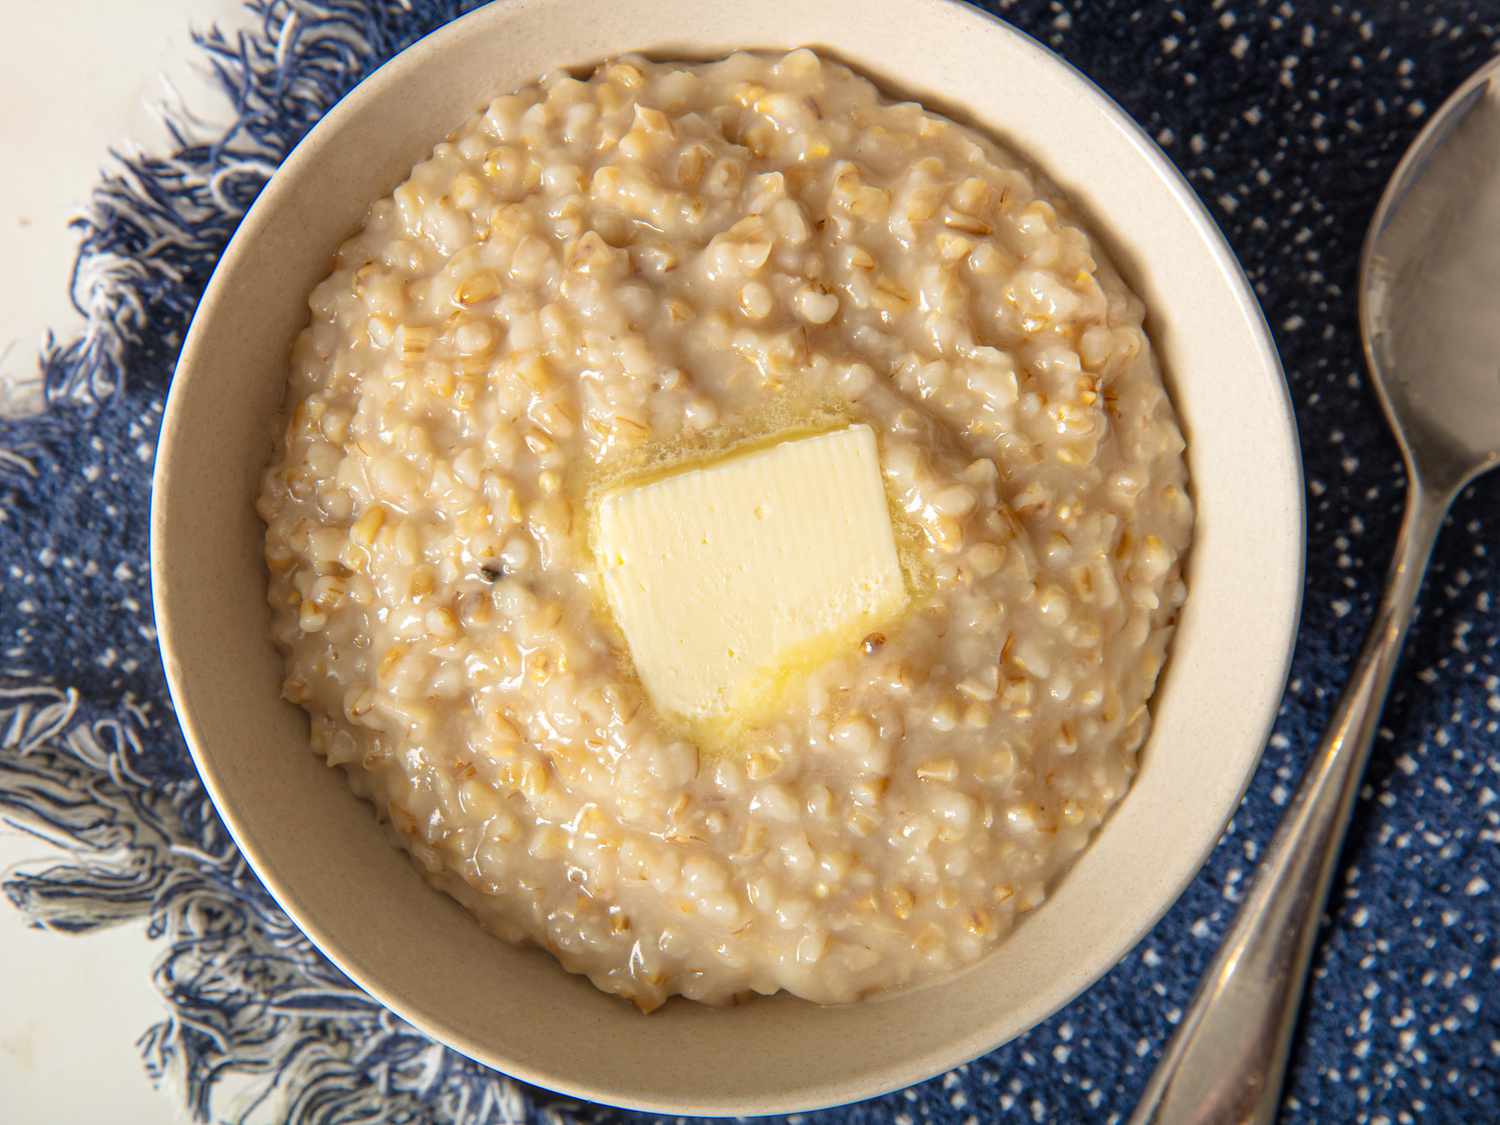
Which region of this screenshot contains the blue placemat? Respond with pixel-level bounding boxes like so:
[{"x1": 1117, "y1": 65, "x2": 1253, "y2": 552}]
[{"x1": 2, "y1": 2, "x2": 1496, "y2": 1121}]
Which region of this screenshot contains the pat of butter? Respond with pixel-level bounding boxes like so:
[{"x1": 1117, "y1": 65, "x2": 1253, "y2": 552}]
[{"x1": 596, "y1": 425, "x2": 907, "y2": 724}]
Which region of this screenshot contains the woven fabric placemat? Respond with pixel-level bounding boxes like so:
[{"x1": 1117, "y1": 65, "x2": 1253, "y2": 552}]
[{"x1": 1, "y1": 2, "x2": 1495, "y2": 1120}]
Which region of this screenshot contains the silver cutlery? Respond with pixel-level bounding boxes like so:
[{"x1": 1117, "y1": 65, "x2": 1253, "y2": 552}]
[{"x1": 1132, "y1": 54, "x2": 1500, "y2": 1125}]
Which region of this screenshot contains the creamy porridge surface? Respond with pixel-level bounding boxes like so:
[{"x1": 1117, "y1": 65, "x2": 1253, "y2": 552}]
[{"x1": 259, "y1": 49, "x2": 1193, "y2": 1010}]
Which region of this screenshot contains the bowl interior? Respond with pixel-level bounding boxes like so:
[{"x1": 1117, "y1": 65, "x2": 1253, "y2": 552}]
[{"x1": 151, "y1": 0, "x2": 1302, "y2": 1114}]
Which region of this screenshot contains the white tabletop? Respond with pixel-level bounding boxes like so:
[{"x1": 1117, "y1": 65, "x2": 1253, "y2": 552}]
[{"x1": 1, "y1": 3, "x2": 247, "y2": 1121}]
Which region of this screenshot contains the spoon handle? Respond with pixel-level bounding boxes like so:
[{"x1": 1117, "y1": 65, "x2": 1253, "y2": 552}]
[{"x1": 1129, "y1": 483, "x2": 1449, "y2": 1125}]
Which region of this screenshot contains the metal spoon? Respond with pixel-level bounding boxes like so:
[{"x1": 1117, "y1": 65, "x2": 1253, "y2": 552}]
[{"x1": 1131, "y1": 54, "x2": 1500, "y2": 1125}]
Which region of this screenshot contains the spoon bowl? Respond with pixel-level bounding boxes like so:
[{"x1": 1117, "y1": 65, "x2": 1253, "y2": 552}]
[{"x1": 1362, "y1": 55, "x2": 1500, "y2": 494}]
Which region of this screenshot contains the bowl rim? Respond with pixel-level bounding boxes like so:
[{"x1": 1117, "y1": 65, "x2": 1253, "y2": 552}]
[{"x1": 151, "y1": 0, "x2": 1305, "y2": 1114}]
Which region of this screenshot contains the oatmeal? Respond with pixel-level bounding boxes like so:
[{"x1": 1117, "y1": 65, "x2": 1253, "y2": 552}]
[{"x1": 258, "y1": 49, "x2": 1193, "y2": 1011}]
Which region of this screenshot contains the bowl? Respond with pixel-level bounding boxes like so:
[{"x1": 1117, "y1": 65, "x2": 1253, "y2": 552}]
[{"x1": 150, "y1": 0, "x2": 1303, "y2": 1114}]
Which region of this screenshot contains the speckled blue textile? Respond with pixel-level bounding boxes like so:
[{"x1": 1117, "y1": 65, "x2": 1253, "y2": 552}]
[{"x1": 1, "y1": 2, "x2": 1497, "y2": 1122}]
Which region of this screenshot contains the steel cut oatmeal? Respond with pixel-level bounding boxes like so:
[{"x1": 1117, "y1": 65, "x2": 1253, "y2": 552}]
[{"x1": 258, "y1": 49, "x2": 1193, "y2": 1011}]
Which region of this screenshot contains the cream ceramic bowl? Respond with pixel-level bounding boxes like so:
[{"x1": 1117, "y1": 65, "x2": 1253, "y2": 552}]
[{"x1": 151, "y1": 0, "x2": 1303, "y2": 1114}]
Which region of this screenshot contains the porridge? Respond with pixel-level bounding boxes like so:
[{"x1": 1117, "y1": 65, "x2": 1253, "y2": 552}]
[{"x1": 258, "y1": 49, "x2": 1193, "y2": 1011}]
